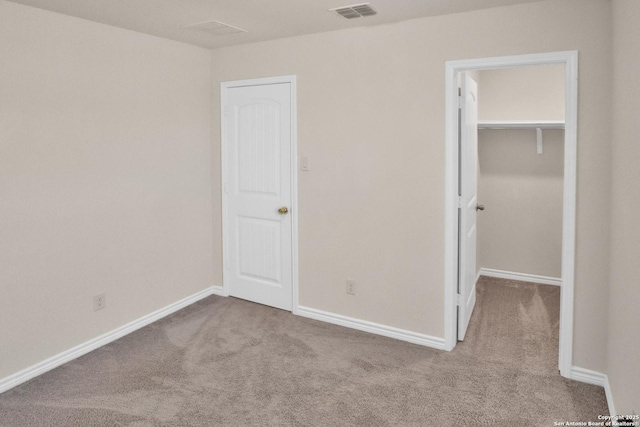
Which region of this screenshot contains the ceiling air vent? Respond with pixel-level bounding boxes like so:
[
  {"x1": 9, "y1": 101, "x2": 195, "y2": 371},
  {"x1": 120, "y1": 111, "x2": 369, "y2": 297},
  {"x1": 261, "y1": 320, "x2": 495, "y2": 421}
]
[
  {"x1": 331, "y1": 3, "x2": 378, "y2": 19},
  {"x1": 185, "y1": 20, "x2": 246, "y2": 36}
]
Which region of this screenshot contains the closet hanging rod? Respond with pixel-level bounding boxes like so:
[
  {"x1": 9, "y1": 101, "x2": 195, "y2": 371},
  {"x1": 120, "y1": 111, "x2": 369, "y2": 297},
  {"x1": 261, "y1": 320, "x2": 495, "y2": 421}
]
[{"x1": 477, "y1": 120, "x2": 565, "y2": 130}]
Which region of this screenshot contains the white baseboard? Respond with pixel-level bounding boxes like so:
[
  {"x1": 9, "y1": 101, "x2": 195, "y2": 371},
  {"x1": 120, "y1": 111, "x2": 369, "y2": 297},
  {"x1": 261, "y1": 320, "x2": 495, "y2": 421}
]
[
  {"x1": 570, "y1": 366, "x2": 616, "y2": 416},
  {"x1": 0, "y1": 285, "x2": 219, "y2": 394},
  {"x1": 209, "y1": 285, "x2": 228, "y2": 297},
  {"x1": 479, "y1": 268, "x2": 562, "y2": 287},
  {"x1": 570, "y1": 365, "x2": 607, "y2": 386},
  {"x1": 603, "y1": 374, "x2": 617, "y2": 417},
  {"x1": 296, "y1": 305, "x2": 446, "y2": 350}
]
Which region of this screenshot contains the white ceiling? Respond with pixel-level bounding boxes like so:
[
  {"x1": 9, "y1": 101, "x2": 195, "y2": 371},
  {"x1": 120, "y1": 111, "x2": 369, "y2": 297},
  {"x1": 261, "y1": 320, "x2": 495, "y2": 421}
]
[{"x1": 5, "y1": 0, "x2": 547, "y2": 49}]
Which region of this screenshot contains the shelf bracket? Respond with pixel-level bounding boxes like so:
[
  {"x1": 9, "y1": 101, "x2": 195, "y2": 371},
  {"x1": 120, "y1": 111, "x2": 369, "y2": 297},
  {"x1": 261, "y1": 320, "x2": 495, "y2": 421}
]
[{"x1": 536, "y1": 127, "x2": 543, "y2": 155}]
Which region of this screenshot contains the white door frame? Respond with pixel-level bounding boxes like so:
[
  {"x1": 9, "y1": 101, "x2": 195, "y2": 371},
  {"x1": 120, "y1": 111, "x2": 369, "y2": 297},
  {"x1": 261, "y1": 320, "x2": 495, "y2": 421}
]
[
  {"x1": 443, "y1": 51, "x2": 578, "y2": 378},
  {"x1": 220, "y1": 75, "x2": 299, "y2": 313}
]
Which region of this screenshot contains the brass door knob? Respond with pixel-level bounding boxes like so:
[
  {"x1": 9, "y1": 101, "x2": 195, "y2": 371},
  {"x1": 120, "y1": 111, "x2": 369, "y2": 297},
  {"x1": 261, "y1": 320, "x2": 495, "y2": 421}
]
[
  {"x1": 476, "y1": 204, "x2": 485, "y2": 211},
  {"x1": 278, "y1": 207, "x2": 289, "y2": 215}
]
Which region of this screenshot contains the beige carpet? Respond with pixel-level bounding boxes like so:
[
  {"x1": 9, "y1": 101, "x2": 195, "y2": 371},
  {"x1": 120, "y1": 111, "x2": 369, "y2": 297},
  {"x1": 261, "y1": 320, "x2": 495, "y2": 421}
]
[{"x1": 0, "y1": 277, "x2": 608, "y2": 426}]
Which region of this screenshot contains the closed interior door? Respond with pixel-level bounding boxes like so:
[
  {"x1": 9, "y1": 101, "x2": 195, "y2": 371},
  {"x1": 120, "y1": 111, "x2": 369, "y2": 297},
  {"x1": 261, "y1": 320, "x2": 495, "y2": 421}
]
[
  {"x1": 224, "y1": 82, "x2": 293, "y2": 310},
  {"x1": 458, "y1": 72, "x2": 479, "y2": 340}
]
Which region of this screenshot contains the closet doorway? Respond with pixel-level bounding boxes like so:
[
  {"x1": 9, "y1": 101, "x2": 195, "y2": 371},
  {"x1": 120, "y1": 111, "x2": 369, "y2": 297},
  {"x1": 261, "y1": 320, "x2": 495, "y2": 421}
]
[
  {"x1": 443, "y1": 51, "x2": 578, "y2": 379},
  {"x1": 475, "y1": 65, "x2": 565, "y2": 286}
]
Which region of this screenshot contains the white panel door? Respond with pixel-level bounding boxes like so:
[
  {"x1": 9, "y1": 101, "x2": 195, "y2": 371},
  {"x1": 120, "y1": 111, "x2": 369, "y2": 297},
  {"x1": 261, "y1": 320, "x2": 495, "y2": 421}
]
[
  {"x1": 458, "y1": 73, "x2": 479, "y2": 340},
  {"x1": 225, "y1": 82, "x2": 292, "y2": 310}
]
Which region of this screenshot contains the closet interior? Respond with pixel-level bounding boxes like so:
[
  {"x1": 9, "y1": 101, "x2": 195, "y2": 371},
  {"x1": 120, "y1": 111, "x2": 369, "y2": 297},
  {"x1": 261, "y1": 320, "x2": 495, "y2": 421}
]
[{"x1": 474, "y1": 65, "x2": 566, "y2": 282}]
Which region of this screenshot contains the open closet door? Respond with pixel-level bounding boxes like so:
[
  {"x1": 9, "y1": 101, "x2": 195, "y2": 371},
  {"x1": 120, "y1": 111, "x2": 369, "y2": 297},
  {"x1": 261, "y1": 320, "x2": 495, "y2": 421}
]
[{"x1": 458, "y1": 72, "x2": 479, "y2": 341}]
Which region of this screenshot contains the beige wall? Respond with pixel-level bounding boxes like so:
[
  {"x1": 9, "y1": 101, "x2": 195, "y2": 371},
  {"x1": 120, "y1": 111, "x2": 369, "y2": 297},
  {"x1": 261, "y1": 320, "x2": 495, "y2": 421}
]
[
  {"x1": 0, "y1": 2, "x2": 217, "y2": 379},
  {"x1": 476, "y1": 66, "x2": 565, "y2": 278},
  {"x1": 478, "y1": 130, "x2": 564, "y2": 278},
  {"x1": 478, "y1": 65, "x2": 565, "y2": 121},
  {"x1": 211, "y1": 0, "x2": 612, "y2": 371},
  {"x1": 608, "y1": 0, "x2": 640, "y2": 414}
]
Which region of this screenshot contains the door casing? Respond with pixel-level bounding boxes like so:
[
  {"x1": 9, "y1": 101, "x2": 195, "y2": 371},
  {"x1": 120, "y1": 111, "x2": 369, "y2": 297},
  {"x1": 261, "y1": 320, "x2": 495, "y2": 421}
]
[
  {"x1": 444, "y1": 51, "x2": 578, "y2": 378},
  {"x1": 220, "y1": 75, "x2": 299, "y2": 313}
]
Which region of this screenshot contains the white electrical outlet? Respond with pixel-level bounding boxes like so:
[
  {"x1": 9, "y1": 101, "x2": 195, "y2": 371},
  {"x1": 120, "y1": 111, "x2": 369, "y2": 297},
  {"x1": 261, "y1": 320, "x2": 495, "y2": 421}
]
[
  {"x1": 346, "y1": 279, "x2": 356, "y2": 295},
  {"x1": 93, "y1": 293, "x2": 106, "y2": 311},
  {"x1": 301, "y1": 156, "x2": 310, "y2": 171}
]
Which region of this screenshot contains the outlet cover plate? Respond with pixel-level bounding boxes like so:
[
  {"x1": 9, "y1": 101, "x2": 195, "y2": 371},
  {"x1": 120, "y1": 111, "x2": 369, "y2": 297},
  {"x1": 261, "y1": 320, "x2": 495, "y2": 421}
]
[
  {"x1": 346, "y1": 279, "x2": 356, "y2": 295},
  {"x1": 93, "y1": 293, "x2": 106, "y2": 311}
]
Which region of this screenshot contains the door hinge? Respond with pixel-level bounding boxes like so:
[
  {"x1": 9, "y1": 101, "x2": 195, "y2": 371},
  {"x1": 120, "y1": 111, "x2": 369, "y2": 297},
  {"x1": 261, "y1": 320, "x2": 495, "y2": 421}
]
[
  {"x1": 458, "y1": 196, "x2": 463, "y2": 209},
  {"x1": 457, "y1": 95, "x2": 463, "y2": 109},
  {"x1": 456, "y1": 293, "x2": 461, "y2": 305}
]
